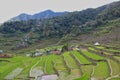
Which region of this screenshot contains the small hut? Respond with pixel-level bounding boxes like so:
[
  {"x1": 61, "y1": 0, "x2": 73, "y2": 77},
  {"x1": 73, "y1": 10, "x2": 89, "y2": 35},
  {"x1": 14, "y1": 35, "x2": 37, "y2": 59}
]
[
  {"x1": 0, "y1": 50, "x2": 3, "y2": 53},
  {"x1": 34, "y1": 49, "x2": 43, "y2": 56},
  {"x1": 94, "y1": 42, "x2": 100, "y2": 46}
]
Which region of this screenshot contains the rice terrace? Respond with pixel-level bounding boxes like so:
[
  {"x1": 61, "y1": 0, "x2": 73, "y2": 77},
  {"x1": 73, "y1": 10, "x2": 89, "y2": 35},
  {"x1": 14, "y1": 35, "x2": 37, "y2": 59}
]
[
  {"x1": 0, "y1": 44, "x2": 120, "y2": 80},
  {"x1": 0, "y1": 0, "x2": 120, "y2": 80}
]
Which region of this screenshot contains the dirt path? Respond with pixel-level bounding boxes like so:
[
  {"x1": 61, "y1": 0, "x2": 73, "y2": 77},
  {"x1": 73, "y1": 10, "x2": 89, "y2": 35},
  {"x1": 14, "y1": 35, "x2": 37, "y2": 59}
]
[
  {"x1": 91, "y1": 66, "x2": 95, "y2": 77},
  {"x1": 44, "y1": 56, "x2": 51, "y2": 74},
  {"x1": 106, "y1": 74, "x2": 120, "y2": 80},
  {"x1": 90, "y1": 64, "x2": 97, "y2": 80},
  {"x1": 105, "y1": 59, "x2": 120, "y2": 80},
  {"x1": 107, "y1": 59, "x2": 113, "y2": 76},
  {"x1": 29, "y1": 57, "x2": 42, "y2": 78}
]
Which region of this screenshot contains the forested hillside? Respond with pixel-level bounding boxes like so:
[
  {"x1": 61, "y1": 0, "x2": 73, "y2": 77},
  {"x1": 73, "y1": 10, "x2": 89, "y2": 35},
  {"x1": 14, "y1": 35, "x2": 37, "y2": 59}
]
[{"x1": 0, "y1": 1, "x2": 120, "y2": 51}]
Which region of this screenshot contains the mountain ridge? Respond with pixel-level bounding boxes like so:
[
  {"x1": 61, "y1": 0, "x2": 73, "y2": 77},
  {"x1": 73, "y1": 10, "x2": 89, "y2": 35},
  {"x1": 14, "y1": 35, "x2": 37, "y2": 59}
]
[{"x1": 10, "y1": 10, "x2": 69, "y2": 21}]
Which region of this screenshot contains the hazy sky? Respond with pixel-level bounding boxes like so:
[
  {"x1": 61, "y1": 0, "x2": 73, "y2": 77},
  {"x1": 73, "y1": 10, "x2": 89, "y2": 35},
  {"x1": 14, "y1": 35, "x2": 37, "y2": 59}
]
[{"x1": 0, "y1": 0, "x2": 119, "y2": 23}]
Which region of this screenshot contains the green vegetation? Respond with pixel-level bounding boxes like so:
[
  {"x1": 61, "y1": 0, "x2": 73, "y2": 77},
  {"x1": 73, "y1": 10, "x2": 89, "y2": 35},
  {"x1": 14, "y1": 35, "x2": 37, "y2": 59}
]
[
  {"x1": 0, "y1": 1, "x2": 120, "y2": 52},
  {"x1": 96, "y1": 46, "x2": 119, "y2": 52},
  {"x1": 0, "y1": 1, "x2": 120, "y2": 80},
  {"x1": 0, "y1": 44, "x2": 120, "y2": 80},
  {"x1": 35, "y1": 56, "x2": 47, "y2": 70},
  {"x1": 72, "y1": 50, "x2": 91, "y2": 64},
  {"x1": 110, "y1": 78, "x2": 120, "y2": 80},
  {"x1": 15, "y1": 56, "x2": 40, "y2": 79},
  {"x1": 74, "y1": 74, "x2": 90, "y2": 80},
  {"x1": 80, "y1": 65, "x2": 93, "y2": 80},
  {"x1": 0, "y1": 56, "x2": 28, "y2": 79},
  {"x1": 88, "y1": 47, "x2": 96, "y2": 51},
  {"x1": 53, "y1": 55, "x2": 67, "y2": 71},
  {"x1": 63, "y1": 52, "x2": 79, "y2": 68},
  {"x1": 81, "y1": 50, "x2": 104, "y2": 60},
  {"x1": 110, "y1": 60, "x2": 120, "y2": 76},
  {"x1": 114, "y1": 56, "x2": 120, "y2": 61},
  {"x1": 45, "y1": 55, "x2": 55, "y2": 74},
  {"x1": 93, "y1": 62, "x2": 110, "y2": 79}
]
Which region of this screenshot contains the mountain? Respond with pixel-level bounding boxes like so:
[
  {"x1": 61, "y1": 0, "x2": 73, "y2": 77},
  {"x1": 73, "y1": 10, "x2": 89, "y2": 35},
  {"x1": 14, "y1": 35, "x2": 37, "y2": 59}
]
[
  {"x1": 0, "y1": 3, "x2": 112, "y2": 34},
  {"x1": 0, "y1": 1, "x2": 120, "y2": 51},
  {"x1": 10, "y1": 10, "x2": 68, "y2": 21},
  {"x1": 97, "y1": 1, "x2": 120, "y2": 20}
]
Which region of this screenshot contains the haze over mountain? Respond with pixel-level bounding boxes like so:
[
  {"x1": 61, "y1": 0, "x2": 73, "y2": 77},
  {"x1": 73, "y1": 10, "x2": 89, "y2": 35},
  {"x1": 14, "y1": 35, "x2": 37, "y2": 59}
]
[{"x1": 10, "y1": 10, "x2": 68, "y2": 21}]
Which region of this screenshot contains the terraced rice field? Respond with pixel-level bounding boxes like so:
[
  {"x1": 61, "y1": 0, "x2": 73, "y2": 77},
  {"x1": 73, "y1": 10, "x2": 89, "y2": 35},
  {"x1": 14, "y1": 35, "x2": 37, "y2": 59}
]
[
  {"x1": 0, "y1": 56, "x2": 31, "y2": 79},
  {"x1": 53, "y1": 55, "x2": 66, "y2": 71},
  {"x1": 114, "y1": 56, "x2": 120, "y2": 61},
  {"x1": 109, "y1": 60, "x2": 120, "y2": 76},
  {"x1": 96, "y1": 46, "x2": 120, "y2": 53},
  {"x1": 0, "y1": 45, "x2": 120, "y2": 80},
  {"x1": 93, "y1": 62, "x2": 110, "y2": 79},
  {"x1": 17, "y1": 57, "x2": 40, "y2": 79},
  {"x1": 81, "y1": 50, "x2": 104, "y2": 60},
  {"x1": 72, "y1": 51, "x2": 91, "y2": 64},
  {"x1": 63, "y1": 52, "x2": 79, "y2": 68},
  {"x1": 80, "y1": 65, "x2": 93, "y2": 80},
  {"x1": 45, "y1": 55, "x2": 55, "y2": 74}
]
